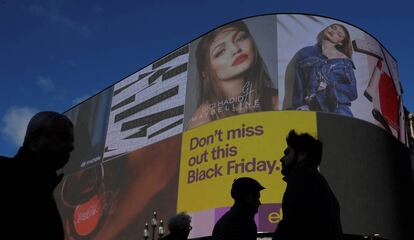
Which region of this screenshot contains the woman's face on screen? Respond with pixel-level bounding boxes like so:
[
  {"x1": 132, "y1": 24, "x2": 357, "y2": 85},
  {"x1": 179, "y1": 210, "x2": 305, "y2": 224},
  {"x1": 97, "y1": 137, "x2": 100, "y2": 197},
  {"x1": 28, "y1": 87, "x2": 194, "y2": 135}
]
[
  {"x1": 324, "y1": 24, "x2": 346, "y2": 45},
  {"x1": 208, "y1": 27, "x2": 254, "y2": 81}
]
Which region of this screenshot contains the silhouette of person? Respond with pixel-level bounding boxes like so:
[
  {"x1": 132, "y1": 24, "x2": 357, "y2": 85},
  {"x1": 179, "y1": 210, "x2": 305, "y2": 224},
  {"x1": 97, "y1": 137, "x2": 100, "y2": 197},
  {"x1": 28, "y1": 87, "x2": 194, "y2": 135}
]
[
  {"x1": 212, "y1": 177, "x2": 264, "y2": 240},
  {"x1": 161, "y1": 212, "x2": 192, "y2": 240},
  {"x1": 273, "y1": 130, "x2": 342, "y2": 240},
  {"x1": 0, "y1": 111, "x2": 74, "y2": 239}
]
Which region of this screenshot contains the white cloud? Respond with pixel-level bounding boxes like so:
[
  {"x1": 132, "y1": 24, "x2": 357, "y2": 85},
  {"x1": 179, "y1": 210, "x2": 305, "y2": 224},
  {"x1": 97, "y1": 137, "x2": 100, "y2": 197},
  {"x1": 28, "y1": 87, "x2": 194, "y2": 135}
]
[
  {"x1": 1, "y1": 107, "x2": 38, "y2": 147},
  {"x1": 36, "y1": 76, "x2": 55, "y2": 92}
]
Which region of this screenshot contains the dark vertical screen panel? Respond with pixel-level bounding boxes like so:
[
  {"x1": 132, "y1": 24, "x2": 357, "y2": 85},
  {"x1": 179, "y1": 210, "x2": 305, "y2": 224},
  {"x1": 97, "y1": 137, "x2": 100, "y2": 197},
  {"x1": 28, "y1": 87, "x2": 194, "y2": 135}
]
[{"x1": 317, "y1": 112, "x2": 413, "y2": 240}]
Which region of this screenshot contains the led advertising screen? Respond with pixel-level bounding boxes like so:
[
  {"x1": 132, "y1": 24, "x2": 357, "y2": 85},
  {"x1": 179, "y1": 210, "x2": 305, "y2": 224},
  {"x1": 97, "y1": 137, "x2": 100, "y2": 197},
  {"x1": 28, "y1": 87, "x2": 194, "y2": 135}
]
[
  {"x1": 277, "y1": 14, "x2": 406, "y2": 144},
  {"x1": 178, "y1": 111, "x2": 316, "y2": 237},
  {"x1": 63, "y1": 87, "x2": 112, "y2": 173},
  {"x1": 183, "y1": 15, "x2": 280, "y2": 130},
  {"x1": 103, "y1": 46, "x2": 189, "y2": 161},
  {"x1": 55, "y1": 14, "x2": 410, "y2": 240},
  {"x1": 56, "y1": 135, "x2": 181, "y2": 239}
]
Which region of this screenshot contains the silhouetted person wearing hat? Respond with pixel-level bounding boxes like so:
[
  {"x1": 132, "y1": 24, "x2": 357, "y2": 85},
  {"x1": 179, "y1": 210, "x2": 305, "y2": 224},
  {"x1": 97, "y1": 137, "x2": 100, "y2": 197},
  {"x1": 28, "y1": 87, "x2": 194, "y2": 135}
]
[
  {"x1": 212, "y1": 177, "x2": 264, "y2": 240},
  {"x1": 273, "y1": 130, "x2": 342, "y2": 240},
  {"x1": 161, "y1": 212, "x2": 192, "y2": 240},
  {"x1": 0, "y1": 111, "x2": 74, "y2": 239}
]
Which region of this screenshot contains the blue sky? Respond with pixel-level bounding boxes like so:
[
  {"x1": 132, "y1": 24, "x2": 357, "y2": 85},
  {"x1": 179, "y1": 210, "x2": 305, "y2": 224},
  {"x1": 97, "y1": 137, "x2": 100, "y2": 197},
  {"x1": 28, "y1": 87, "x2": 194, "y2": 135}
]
[{"x1": 1, "y1": 0, "x2": 413, "y2": 157}]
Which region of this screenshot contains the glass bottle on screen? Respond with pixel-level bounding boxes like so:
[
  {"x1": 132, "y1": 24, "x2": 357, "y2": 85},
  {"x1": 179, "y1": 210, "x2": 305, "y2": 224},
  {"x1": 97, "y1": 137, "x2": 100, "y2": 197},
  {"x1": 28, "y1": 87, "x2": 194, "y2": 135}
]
[{"x1": 60, "y1": 164, "x2": 108, "y2": 239}]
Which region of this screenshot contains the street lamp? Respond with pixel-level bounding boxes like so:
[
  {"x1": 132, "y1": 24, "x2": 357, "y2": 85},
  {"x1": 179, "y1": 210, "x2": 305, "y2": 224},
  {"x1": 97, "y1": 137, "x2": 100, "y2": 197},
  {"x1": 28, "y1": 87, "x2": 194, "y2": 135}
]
[{"x1": 143, "y1": 211, "x2": 164, "y2": 240}]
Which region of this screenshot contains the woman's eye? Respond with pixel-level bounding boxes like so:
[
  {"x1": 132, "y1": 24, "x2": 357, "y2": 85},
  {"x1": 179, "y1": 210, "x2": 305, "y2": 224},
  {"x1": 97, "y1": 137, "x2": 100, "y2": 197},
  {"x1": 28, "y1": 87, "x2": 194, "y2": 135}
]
[
  {"x1": 235, "y1": 33, "x2": 247, "y2": 42},
  {"x1": 213, "y1": 49, "x2": 225, "y2": 58}
]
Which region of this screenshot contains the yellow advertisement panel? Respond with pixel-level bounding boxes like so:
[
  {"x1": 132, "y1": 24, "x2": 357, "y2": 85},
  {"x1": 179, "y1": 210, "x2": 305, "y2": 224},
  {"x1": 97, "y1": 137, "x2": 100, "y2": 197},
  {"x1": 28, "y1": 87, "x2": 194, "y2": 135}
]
[{"x1": 178, "y1": 111, "x2": 317, "y2": 212}]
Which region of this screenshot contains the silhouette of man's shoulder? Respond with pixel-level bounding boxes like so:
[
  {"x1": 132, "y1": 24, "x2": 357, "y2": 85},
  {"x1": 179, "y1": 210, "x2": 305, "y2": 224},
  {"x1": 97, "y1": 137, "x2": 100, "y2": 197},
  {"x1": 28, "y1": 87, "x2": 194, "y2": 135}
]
[
  {"x1": 213, "y1": 210, "x2": 233, "y2": 232},
  {"x1": 213, "y1": 211, "x2": 236, "y2": 240},
  {"x1": 0, "y1": 155, "x2": 10, "y2": 160},
  {"x1": 0, "y1": 155, "x2": 18, "y2": 183},
  {"x1": 213, "y1": 208, "x2": 256, "y2": 240},
  {"x1": 0, "y1": 155, "x2": 14, "y2": 164}
]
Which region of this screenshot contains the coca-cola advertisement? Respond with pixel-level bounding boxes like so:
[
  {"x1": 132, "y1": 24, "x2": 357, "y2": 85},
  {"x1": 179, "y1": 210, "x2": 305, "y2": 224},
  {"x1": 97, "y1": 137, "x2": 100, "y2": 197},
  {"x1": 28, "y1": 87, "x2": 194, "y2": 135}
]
[{"x1": 55, "y1": 134, "x2": 182, "y2": 240}]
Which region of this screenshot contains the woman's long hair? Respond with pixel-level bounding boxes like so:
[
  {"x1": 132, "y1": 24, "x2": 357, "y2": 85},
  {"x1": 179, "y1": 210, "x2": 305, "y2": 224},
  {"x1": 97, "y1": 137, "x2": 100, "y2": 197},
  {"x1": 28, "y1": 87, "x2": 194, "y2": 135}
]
[
  {"x1": 195, "y1": 21, "x2": 274, "y2": 120},
  {"x1": 317, "y1": 23, "x2": 353, "y2": 58}
]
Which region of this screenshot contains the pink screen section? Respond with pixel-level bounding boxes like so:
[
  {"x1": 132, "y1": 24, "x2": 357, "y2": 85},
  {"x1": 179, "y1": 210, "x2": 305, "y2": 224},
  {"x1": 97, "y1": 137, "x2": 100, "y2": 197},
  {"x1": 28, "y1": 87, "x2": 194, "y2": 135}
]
[{"x1": 188, "y1": 203, "x2": 282, "y2": 238}]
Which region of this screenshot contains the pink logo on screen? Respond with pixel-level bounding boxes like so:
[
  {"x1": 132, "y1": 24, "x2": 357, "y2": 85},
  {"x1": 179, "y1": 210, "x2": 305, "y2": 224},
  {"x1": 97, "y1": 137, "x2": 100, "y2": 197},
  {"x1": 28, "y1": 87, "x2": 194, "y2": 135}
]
[
  {"x1": 257, "y1": 204, "x2": 283, "y2": 232},
  {"x1": 189, "y1": 203, "x2": 283, "y2": 238},
  {"x1": 214, "y1": 204, "x2": 283, "y2": 232}
]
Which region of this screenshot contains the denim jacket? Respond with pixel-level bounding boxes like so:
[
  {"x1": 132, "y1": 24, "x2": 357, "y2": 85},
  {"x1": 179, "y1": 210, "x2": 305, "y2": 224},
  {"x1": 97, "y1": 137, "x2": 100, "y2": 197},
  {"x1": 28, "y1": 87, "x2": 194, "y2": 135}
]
[{"x1": 291, "y1": 45, "x2": 357, "y2": 116}]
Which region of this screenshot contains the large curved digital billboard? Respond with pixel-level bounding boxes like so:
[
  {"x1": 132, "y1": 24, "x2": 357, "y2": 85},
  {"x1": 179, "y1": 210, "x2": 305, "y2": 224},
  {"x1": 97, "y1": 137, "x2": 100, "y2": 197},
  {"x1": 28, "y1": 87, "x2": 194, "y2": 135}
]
[{"x1": 55, "y1": 14, "x2": 412, "y2": 240}]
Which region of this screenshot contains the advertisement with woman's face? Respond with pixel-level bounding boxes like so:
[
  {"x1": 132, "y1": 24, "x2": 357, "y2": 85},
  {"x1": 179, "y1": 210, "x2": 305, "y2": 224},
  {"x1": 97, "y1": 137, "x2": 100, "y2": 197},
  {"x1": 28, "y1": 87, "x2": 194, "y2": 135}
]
[
  {"x1": 278, "y1": 14, "x2": 406, "y2": 144},
  {"x1": 184, "y1": 16, "x2": 280, "y2": 130}
]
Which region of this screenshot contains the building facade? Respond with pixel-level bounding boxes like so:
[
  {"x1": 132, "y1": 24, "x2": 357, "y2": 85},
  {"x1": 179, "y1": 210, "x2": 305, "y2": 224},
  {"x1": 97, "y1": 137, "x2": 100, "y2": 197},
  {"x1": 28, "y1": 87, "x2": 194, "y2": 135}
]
[{"x1": 55, "y1": 14, "x2": 413, "y2": 240}]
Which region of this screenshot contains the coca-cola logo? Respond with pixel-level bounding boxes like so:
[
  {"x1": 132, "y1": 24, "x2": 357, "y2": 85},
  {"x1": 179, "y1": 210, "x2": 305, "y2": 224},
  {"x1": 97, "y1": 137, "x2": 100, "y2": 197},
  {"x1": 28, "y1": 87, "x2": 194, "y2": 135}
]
[
  {"x1": 73, "y1": 195, "x2": 103, "y2": 236},
  {"x1": 75, "y1": 204, "x2": 98, "y2": 224}
]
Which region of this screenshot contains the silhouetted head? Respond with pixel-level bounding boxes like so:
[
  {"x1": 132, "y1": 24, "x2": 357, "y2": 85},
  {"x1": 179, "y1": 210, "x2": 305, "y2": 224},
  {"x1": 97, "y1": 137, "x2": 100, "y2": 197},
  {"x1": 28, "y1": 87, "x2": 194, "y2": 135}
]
[
  {"x1": 231, "y1": 177, "x2": 264, "y2": 213},
  {"x1": 23, "y1": 111, "x2": 74, "y2": 171},
  {"x1": 280, "y1": 130, "x2": 322, "y2": 176},
  {"x1": 167, "y1": 212, "x2": 192, "y2": 239}
]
